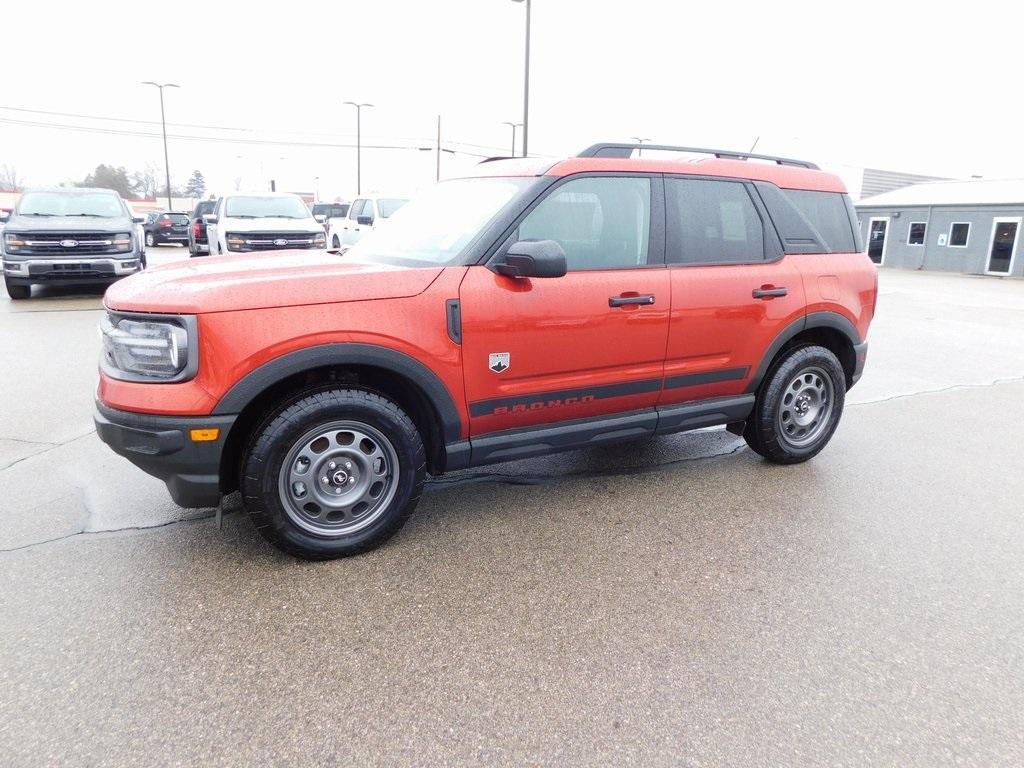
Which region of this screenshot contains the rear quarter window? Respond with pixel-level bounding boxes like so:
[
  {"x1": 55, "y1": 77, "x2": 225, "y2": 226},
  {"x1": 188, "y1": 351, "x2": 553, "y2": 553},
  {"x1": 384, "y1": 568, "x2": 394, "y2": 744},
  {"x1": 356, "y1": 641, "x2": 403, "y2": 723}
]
[{"x1": 782, "y1": 190, "x2": 857, "y2": 253}]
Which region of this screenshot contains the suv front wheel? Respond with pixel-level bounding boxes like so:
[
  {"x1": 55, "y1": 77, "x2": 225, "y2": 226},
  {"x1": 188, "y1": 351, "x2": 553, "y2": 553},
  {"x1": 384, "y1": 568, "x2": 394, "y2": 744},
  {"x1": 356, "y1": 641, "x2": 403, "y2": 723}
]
[
  {"x1": 241, "y1": 388, "x2": 426, "y2": 559},
  {"x1": 744, "y1": 345, "x2": 846, "y2": 464}
]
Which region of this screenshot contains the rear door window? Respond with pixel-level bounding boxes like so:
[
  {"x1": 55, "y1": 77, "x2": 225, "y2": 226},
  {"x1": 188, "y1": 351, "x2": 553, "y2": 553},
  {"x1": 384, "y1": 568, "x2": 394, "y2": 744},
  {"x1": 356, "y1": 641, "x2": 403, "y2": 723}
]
[{"x1": 666, "y1": 178, "x2": 765, "y2": 264}]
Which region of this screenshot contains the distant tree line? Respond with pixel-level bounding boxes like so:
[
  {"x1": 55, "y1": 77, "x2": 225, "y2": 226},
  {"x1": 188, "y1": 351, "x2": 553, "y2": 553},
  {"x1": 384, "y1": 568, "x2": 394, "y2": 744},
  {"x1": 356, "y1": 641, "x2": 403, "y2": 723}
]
[{"x1": 74, "y1": 164, "x2": 207, "y2": 200}]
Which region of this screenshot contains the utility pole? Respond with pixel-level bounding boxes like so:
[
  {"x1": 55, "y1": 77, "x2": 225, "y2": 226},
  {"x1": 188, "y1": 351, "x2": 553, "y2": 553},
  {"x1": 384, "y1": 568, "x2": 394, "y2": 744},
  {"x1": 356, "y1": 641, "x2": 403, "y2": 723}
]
[
  {"x1": 343, "y1": 101, "x2": 374, "y2": 194},
  {"x1": 632, "y1": 137, "x2": 651, "y2": 158},
  {"x1": 436, "y1": 115, "x2": 442, "y2": 182},
  {"x1": 502, "y1": 121, "x2": 523, "y2": 157},
  {"x1": 141, "y1": 81, "x2": 179, "y2": 209},
  {"x1": 511, "y1": 0, "x2": 531, "y2": 156}
]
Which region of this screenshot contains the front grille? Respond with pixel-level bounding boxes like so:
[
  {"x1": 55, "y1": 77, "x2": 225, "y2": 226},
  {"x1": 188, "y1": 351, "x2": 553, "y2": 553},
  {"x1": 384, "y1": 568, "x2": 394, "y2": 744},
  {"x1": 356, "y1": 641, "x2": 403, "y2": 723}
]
[
  {"x1": 227, "y1": 231, "x2": 322, "y2": 251},
  {"x1": 28, "y1": 261, "x2": 116, "y2": 277},
  {"x1": 18, "y1": 231, "x2": 129, "y2": 255}
]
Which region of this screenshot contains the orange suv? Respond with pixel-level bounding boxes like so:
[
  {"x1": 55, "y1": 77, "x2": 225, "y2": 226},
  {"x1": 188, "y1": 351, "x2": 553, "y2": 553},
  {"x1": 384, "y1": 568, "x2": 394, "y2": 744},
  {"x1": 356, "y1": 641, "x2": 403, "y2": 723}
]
[{"x1": 95, "y1": 143, "x2": 877, "y2": 559}]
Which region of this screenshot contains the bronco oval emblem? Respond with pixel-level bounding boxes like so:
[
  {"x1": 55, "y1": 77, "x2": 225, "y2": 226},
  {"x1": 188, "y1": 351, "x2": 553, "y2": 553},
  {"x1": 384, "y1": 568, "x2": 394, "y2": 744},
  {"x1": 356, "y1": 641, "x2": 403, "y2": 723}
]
[
  {"x1": 273, "y1": 238, "x2": 288, "y2": 246},
  {"x1": 60, "y1": 239, "x2": 79, "y2": 248}
]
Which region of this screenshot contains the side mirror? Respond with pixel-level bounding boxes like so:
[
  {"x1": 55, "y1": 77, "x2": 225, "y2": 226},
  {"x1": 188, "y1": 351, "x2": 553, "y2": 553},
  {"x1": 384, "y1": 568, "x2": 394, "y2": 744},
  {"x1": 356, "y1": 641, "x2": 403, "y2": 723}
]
[
  {"x1": 357, "y1": 215, "x2": 374, "y2": 226},
  {"x1": 314, "y1": 214, "x2": 326, "y2": 223},
  {"x1": 494, "y1": 239, "x2": 567, "y2": 279},
  {"x1": 203, "y1": 214, "x2": 219, "y2": 224},
  {"x1": 132, "y1": 216, "x2": 145, "y2": 224}
]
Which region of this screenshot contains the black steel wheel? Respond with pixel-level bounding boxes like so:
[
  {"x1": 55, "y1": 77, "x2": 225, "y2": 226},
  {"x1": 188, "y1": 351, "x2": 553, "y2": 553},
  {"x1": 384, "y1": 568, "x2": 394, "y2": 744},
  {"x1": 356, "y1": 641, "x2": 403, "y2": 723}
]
[
  {"x1": 744, "y1": 345, "x2": 845, "y2": 464},
  {"x1": 241, "y1": 388, "x2": 425, "y2": 559}
]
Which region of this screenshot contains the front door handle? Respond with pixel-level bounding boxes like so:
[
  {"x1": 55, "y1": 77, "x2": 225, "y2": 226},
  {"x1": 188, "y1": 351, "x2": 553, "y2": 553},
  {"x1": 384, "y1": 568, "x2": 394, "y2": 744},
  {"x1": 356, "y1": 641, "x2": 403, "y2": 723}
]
[
  {"x1": 752, "y1": 286, "x2": 787, "y2": 299},
  {"x1": 609, "y1": 294, "x2": 655, "y2": 307}
]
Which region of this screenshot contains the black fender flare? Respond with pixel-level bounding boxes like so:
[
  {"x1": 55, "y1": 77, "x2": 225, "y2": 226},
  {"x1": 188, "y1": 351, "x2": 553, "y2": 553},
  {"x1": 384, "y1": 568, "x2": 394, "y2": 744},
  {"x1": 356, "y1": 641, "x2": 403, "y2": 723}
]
[
  {"x1": 745, "y1": 311, "x2": 862, "y2": 394},
  {"x1": 212, "y1": 343, "x2": 463, "y2": 444}
]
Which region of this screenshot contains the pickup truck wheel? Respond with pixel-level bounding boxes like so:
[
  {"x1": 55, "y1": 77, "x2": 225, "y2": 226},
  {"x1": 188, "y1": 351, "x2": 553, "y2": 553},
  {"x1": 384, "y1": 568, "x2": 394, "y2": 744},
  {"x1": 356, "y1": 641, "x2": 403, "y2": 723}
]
[
  {"x1": 4, "y1": 277, "x2": 30, "y2": 300},
  {"x1": 744, "y1": 345, "x2": 845, "y2": 464},
  {"x1": 331, "y1": 234, "x2": 340, "y2": 249},
  {"x1": 241, "y1": 388, "x2": 426, "y2": 559}
]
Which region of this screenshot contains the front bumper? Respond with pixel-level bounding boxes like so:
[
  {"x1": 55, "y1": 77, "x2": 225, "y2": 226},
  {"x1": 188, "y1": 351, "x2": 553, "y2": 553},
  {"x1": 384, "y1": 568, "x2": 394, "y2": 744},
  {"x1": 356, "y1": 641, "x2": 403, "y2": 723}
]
[
  {"x1": 4, "y1": 257, "x2": 141, "y2": 284},
  {"x1": 94, "y1": 401, "x2": 236, "y2": 508}
]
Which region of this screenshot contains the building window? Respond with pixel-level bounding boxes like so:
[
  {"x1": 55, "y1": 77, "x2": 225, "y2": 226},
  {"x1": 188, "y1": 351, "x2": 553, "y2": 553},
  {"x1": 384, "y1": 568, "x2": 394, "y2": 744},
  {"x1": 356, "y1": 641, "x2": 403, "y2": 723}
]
[
  {"x1": 949, "y1": 222, "x2": 970, "y2": 248},
  {"x1": 908, "y1": 222, "x2": 927, "y2": 246}
]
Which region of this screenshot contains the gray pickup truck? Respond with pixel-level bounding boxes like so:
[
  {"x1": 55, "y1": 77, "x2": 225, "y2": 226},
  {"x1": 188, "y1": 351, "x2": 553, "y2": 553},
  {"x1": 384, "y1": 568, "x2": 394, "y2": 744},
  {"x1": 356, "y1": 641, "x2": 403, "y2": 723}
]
[{"x1": 2, "y1": 187, "x2": 145, "y2": 300}]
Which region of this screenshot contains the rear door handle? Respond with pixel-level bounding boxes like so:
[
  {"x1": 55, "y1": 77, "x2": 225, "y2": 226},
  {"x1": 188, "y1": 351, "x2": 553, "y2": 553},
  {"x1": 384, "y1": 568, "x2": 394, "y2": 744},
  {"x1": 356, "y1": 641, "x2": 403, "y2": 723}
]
[
  {"x1": 752, "y1": 286, "x2": 787, "y2": 299},
  {"x1": 609, "y1": 294, "x2": 655, "y2": 307}
]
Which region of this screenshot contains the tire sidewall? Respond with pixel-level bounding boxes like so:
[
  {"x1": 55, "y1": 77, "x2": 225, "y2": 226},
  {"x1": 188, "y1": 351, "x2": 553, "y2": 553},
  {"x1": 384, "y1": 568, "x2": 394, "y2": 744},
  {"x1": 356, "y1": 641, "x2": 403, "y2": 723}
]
[
  {"x1": 753, "y1": 345, "x2": 846, "y2": 462},
  {"x1": 242, "y1": 390, "x2": 425, "y2": 558}
]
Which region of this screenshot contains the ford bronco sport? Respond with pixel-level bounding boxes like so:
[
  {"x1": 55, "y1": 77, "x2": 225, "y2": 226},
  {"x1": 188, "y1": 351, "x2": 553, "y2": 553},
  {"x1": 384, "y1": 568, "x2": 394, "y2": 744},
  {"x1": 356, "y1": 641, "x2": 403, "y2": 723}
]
[{"x1": 95, "y1": 143, "x2": 876, "y2": 559}]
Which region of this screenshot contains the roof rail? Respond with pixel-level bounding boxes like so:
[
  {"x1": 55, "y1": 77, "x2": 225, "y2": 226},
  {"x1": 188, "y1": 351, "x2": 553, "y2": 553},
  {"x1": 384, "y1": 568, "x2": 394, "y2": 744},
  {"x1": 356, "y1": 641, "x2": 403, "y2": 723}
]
[{"x1": 576, "y1": 143, "x2": 820, "y2": 170}]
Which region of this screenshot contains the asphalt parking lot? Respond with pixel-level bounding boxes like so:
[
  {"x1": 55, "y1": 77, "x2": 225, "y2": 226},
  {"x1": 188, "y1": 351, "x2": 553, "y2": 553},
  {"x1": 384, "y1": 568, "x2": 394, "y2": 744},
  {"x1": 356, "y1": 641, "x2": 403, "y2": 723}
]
[{"x1": 1, "y1": 251, "x2": 1023, "y2": 766}]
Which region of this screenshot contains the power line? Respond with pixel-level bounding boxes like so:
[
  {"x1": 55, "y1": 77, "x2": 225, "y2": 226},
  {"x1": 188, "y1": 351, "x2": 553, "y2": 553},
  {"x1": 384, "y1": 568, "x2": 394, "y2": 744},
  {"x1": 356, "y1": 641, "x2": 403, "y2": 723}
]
[
  {"x1": 0, "y1": 104, "x2": 527, "y2": 155},
  {"x1": 0, "y1": 116, "x2": 498, "y2": 158}
]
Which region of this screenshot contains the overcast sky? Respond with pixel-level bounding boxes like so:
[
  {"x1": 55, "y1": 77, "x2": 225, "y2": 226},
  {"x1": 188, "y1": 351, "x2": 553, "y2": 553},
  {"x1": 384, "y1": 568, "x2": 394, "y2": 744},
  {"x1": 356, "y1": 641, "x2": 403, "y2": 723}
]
[{"x1": 2, "y1": 0, "x2": 1022, "y2": 201}]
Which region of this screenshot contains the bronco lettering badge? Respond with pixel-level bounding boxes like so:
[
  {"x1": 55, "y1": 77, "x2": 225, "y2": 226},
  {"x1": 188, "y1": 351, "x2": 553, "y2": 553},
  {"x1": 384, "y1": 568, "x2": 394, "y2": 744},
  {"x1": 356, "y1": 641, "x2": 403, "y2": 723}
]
[{"x1": 488, "y1": 352, "x2": 510, "y2": 373}]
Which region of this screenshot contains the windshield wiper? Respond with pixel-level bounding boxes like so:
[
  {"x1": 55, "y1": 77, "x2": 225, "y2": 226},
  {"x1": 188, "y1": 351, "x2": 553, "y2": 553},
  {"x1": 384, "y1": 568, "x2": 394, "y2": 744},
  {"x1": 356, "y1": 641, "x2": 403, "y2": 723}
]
[
  {"x1": 65, "y1": 213, "x2": 115, "y2": 218},
  {"x1": 228, "y1": 214, "x2": 258, "y2": 219},
  {"x1": 21, "y1": 212, "x2": 55, "y2": 217}
]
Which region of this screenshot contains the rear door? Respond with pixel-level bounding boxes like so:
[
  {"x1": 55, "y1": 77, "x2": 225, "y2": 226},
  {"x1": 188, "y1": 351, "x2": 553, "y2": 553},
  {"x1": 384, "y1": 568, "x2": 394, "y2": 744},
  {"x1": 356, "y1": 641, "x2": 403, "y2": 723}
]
[
  {"x1": 661, "y1": 176, "x2": 805, "y2": 406},
  {"x1": 459, "y1": 174, "x2": 670, "y2": 437}
]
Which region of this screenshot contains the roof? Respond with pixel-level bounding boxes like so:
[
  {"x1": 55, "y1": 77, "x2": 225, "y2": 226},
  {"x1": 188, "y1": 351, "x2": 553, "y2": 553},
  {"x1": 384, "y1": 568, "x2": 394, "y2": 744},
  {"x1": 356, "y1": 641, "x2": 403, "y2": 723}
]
[
  {"x1": 857, "y1": 178, "x2": 1024, "y2": 208},
  {"x1": 464, "y1": 155, "x2": 846, "y2": 193}
]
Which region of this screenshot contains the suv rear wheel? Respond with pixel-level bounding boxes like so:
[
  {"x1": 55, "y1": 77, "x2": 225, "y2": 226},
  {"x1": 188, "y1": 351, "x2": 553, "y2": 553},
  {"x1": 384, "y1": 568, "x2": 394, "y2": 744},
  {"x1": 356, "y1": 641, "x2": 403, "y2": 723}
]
[
  {"x1": 744, "y1": 345, "x2": 845, "y2": 464},
  {"x1": 4, "y1": 277, "x2": 30, "y2": 300},
  {"x1": 241, "y1": 388, "x2": 426, "y2": 559}
]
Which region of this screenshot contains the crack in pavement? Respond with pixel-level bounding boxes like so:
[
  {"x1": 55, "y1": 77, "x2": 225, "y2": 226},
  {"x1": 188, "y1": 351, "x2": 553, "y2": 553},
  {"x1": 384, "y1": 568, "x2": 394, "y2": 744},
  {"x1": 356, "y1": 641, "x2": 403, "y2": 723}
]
[
  {"x1": 3, "y1": 375, "x2": 1022, "y2": 554},
  {"x1": 0, "y1": 429, "x2": 96, "y2": 472},
  {"x1": 848, "y1": 375, "x2": 1024, "y2": 407}
]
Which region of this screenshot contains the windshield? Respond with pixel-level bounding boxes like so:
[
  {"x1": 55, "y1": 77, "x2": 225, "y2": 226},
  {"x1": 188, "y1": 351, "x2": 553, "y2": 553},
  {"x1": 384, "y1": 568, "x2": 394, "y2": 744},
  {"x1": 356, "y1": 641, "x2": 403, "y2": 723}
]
[
  {"x1": 345, "y1": 178, "x2": 531, "y2": 266},
  {"x1": 225, "y1": 196, "x2": 311, "y2": 219},
  {"x1": 377, "y1": 198, "x2": 408, "y2": 218},
  {"x1": 17, "y1": 191, "x2": 125, "y2": 218}
]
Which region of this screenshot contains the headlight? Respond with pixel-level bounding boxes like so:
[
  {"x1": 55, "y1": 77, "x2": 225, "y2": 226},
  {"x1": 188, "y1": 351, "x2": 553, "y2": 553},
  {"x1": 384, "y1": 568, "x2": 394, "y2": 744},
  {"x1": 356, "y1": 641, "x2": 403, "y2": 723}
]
[
  {"x1": 4, "y1": 233, "x2": 24, "y2": 251},
  {"x1": 113, "y1": 233, "x2": 133, "y2": 252},
  {"x1": 100, "y1": 313, "x2": 196, "y2": 381},
  {"x1": 312, "y1": 232, "x2": 326, "y2": 248},
  {"x1": 225, "y1": 234, "x2": 247, "y2": 252}
]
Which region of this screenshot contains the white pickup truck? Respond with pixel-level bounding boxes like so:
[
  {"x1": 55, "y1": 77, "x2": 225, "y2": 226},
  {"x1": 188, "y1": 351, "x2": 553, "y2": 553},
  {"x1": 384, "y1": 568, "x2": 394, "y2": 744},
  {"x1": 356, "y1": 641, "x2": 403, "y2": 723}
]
[
  {"x1": 205, "y1": 193, "x2": 326, "y2": 255},
  {"x1": 326, "y1": 194, "x2": 408, "y2": 250}
]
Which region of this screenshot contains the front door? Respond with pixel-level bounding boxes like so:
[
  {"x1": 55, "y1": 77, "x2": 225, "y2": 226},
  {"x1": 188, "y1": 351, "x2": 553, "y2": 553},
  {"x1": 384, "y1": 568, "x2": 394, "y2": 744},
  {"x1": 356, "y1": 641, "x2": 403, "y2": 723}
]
[
  {"x1": 986, "y1": 217, "x2": 1020, "y2": 275},
  {"x1": 459, "y1": 175, "x2": 670, "y2": 437},
  {"x1": 867, "y1": 217, "x2": 888, "y2": 264}
]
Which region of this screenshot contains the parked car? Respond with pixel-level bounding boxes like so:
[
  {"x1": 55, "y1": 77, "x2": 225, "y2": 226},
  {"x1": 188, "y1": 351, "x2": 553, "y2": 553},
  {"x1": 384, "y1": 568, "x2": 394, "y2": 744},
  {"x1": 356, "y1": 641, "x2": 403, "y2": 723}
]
[
  {"x1": 188, "y1": 199, "x2": 218, "y2": 257},
  {"x1": 3, "y1": 187, "x2": 143, "y2": 300},
  {"x1": 326, "y1": 194, "x2": 407, "y2": 250},
  {"x1": 144, "y1": 211, "x2": 190, "y2": 247},
  {"x1": 205, "y1": 193, "x2": 326, "y2": 255},
  {"x1": 95, "y1": 141, "x2": 876, "y2": 559},
  {"x1": 311, "y1": 201, "x2": 350, "y2": 233}
]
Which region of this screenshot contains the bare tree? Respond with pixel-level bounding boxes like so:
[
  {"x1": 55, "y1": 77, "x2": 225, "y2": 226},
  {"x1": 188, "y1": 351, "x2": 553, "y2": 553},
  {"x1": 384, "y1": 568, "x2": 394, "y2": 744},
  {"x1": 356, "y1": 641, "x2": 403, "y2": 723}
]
[
  {"x1": 0, "y1": 164, "x2": 24, "y2": 191},
  {"x1": 130, "y1": 164, "x2": 159, "y2": 199}
]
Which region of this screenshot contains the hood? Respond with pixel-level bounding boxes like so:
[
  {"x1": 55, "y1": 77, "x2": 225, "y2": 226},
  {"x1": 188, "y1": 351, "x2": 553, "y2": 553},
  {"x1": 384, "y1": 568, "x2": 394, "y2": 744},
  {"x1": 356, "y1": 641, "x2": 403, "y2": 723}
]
[
  {"x1": 220, "y1": 216, "x2": 320, "y2": 232},
  {"x1": 5, "y1": 214, "x2": 134, "y2": 233},
  {"x1": 104, "y1": 250, "x2": 443, "y2": 314}
]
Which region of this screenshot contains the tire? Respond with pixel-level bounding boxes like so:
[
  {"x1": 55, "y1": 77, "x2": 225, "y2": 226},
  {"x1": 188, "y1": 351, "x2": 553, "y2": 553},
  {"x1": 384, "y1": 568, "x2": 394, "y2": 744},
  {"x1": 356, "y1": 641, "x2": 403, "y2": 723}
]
[
  {"x1": 4, "y1": 277, "x2": 30, "y2": 300},
  {"x1": 331, "y1": 234, "x2": 341, "y2": 249},
  {"x1": 241, "y1": 388, "x2": 426, "y2": 559},
  {"x1": 145, "y1": 232, "x2": 155, "y2": 247},
  {"x1": 744, "y1": 345, "x2": 845, "y2": 464}
]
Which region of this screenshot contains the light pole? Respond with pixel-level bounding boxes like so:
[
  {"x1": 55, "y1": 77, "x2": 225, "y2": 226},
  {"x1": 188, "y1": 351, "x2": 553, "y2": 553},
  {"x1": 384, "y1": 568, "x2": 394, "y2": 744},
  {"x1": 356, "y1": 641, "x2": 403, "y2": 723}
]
[
  {"x1": 343, "y1": 101, "x2": 373, "y2": 194},
  {"x1": 632, "y1": 137, "x2": 651, "y2": 158},
  {"x1": 502, "y1": 121, "x2": 523, "y2": 157},
  {"x1": 511, "y1": 0, "x2": 531, "y2": 156},
  {"x1": 141, "y1": 82, "x2": 179, "y2": 210}
]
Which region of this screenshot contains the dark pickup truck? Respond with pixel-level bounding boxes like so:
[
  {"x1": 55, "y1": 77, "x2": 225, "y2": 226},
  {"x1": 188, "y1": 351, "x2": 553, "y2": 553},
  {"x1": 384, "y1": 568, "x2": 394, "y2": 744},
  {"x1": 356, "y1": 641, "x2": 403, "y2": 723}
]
[
  {"x1": 188, "y1": 199, "x2": 217, "y2": 257},
  {"x1": 2, "y1": 187, "x2": 144, "y2": 300}
]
